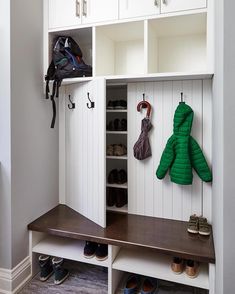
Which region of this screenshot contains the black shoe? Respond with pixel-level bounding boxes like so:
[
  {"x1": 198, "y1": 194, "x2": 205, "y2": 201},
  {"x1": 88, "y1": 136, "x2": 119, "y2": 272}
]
[
  {"x1": 115, "y1": 100, "x2": 127, "y2": 109},
  {"x1": 107, "y1": 188, "x2": 116, "y2": 206},
  {"x1": 108, "y1": 169, "x2": 118, "y2": 184},
  {"x1": 84, "y1": 241, "x2": 98, "y2": 258},
  {"x1": 39, "y1": 255, "x2": 53, "y2": 282},
  {"x1": 114, "y1": 118, "x2": 122, "y2": 131},
  {"x1": 107, "y1": 120, "x2": 114, "y2": 131},
  {"x1": 52, "y1": 257, "x2": 69, "y2": 285},
  {"x1": 107, "y1": 101, "x2": 115, "y2": 109},
  {"x1": 117, "y1": 169, "x2": 127, "y2": 184},
  {"x1": 116, "y1": 189, "x2": 127, "y2": 208},
  {"x1": 95, "y1": 244, "x2": 108, "y2": 261},
  {"x1": 121, "y1": 119, "x2": 127, "y2": 131}
]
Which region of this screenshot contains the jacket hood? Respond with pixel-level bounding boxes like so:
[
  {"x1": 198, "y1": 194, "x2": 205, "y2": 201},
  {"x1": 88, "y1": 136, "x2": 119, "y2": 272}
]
[{"x1": 173, "y1": 102, "x2": 194, "y2": 136}]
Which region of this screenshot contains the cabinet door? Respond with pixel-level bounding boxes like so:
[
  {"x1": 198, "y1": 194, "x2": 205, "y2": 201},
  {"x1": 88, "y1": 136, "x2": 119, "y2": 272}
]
[
  {"x1": 65, "y1": 79, "x2": 106, "y2": 227},
  {"x1": 48, "y1": 0, "x2": 81, "y2": 29},
  {"x1": 119, "y1": 0, "x2": 160, "y2": 19},
  {"x1": 160, "y1": 0, "x2": 206, "y2": 14},
  {"x1": 81, "y1": 0, "x2": 118, "y2": 24}
]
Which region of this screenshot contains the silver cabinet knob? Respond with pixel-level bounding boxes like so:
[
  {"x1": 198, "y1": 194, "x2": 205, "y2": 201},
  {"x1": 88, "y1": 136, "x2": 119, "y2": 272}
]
[{"x1": 76, "y1": 0, "x2": 80, "y2": 17}]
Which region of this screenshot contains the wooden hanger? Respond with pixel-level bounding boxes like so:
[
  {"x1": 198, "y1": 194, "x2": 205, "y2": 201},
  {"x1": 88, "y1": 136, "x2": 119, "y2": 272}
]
[{"x1": 137, "y1": 93, "x2": 152, "y2": 118}]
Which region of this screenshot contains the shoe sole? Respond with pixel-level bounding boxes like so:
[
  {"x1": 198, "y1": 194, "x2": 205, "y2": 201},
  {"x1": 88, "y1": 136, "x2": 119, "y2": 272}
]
[
  {"x1": 95, "y1": 255, "x2": 108, "y2": 261},
  {"x1": 40, "y1": 271, "x2": 54, "y2": 282},
  {"x1": 54, "y1": 272, "x2": 69, "y2": 285},
  {"x1": 185, "y1": 271, "x2": 199, "y2": 279},
  {"x1": 199, "y1": 231, "x2": 211, "y2": 236},
  {"x1": 83, "y1": 253, "x2": 95, "y2": 259},
  {"x1": 187, "y1": 228, "x2": 199, "y2": 234}
]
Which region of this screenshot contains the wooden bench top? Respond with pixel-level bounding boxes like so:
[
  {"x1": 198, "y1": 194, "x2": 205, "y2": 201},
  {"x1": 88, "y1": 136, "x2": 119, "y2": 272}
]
[{"x1": 28, "y1": 204, "x2": 215, "y2": 264}]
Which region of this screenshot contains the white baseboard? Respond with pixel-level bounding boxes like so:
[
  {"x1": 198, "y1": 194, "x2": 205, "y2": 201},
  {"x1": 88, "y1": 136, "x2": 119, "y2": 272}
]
[{"x1": 0, "y1": 256, "x2": 31, "y2": 294}]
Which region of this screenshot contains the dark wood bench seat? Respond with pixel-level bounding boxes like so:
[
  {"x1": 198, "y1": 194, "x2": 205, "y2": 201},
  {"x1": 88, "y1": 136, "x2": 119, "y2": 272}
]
[{"x1": 28, "y1": 204, "x2": 215, "y2": 264}]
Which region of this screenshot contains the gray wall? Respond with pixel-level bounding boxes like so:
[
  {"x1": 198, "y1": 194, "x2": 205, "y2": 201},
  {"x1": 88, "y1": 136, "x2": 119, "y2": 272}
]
[
  {"x1": 10, "y1": 0, "x2": 59, "y2": 267},
  {"x1": 214, "y1": 0, "x2": 235, "y2": 293},
  {"x1": 213, "y1": 0, "x2": 224, "y2": 293},
  {"x1": 0, "y1": 0, "x2": 59, "y2": 269},
  {"x1": 223, "y1": 1, "x2": 235, "y2": 293},
  {"x1": 0, "y1": 0, "x2": 12, "y2": 269}
]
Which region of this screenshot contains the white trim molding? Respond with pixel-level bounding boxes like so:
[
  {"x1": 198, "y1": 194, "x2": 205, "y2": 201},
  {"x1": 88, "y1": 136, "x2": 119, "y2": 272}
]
[{"x1": 0, "y1": 256, "x2": 31, "y2": 294}]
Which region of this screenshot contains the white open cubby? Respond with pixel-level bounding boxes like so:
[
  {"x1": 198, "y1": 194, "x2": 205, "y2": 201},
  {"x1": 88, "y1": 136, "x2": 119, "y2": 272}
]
[
  {"x1": 112, "y1": 247, "x2": 209, "y2": 291},
  {"x1": 95, "y1": 21, "x2": 145, "y2": 76},
  {"x1": 48, "y1": 26, "x2": 93, "y2": 74},
  {"x1": 147, "y1": 13, "x2": 207, "y2": 74}
]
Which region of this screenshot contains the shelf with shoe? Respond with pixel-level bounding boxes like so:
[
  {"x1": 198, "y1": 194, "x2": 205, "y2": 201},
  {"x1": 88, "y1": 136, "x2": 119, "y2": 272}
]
[
  {"x1": 112, "y1": 247, "x2": 209, "y2": 290},
  {"x1": 106, "y1": 183, "x2": 128, "y2": 189},
  {"x1": 32, "y1": 235, "x2": 110, "y2": 268},
  {"x1": 106, "y1": 156, "x2": 128, "y2": 160},
  {"x1": 106, "y1": 109, "x2": 128, "y2": 113},
  {"x1": 106, "y1": 205, "x2": 128, "y2": 214}
]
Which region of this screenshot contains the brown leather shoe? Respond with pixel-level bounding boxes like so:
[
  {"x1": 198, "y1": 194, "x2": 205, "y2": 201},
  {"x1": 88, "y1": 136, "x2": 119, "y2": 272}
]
[
  {"x1": 171, "y1": 257, "x2": 184, "y2": 274},
  {"x1": 185, "y1": 260, "x2": 199, "y2": 278}
]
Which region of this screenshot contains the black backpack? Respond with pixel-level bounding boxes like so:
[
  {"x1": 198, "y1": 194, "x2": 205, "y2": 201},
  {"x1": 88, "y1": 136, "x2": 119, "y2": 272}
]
[{"x1": 45, "y1": 36, "x2": 92, "y2": 128}]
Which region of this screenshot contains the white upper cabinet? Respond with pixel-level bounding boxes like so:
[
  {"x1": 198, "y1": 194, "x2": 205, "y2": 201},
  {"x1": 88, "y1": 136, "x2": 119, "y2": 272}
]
[
  {"x1": 48, "y1": 0, "x2": 118, "y2": 30},
  {"x1": 119, "y1": 0, "x2": 160, "y2": 19},
  {"x1": 82, "y1": 0, "x2": 119, "y2": 24},
  {"x1": 160, "y1": 0, "x2": 207, "y2": 14},
  {"x1": 49, "y1": 0, "x2": 82, "y2": 29}
]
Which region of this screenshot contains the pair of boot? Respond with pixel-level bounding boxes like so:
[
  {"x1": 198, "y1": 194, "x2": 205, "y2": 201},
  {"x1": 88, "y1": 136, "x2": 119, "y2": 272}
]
[
  {"x1": 39, "y1": 255, "x2": 69, "y2": 285},
  {"x1": 107, "y1": 118, "x2": 127, "y2": 131},
  {"x1": 108, "y1": 169, "x2": 127, "y2": 184},
  {"x1": 83, "y1": 241, "x2": 108, "y2": 261},
  {"x1": 107, "y1": 187, "x2": 127, "y2": 208}
]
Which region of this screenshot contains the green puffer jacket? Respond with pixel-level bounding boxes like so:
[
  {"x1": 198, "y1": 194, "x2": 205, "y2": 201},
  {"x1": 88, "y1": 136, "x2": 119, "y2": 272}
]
[{"x1": 156, "y1": 102, "x2": 212, "y2": 185}]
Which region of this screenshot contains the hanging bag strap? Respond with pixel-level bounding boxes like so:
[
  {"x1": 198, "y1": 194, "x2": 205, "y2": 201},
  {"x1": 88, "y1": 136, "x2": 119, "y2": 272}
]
[{"x1": 50, "y1": 80, "x2": 57, "y2": 128}]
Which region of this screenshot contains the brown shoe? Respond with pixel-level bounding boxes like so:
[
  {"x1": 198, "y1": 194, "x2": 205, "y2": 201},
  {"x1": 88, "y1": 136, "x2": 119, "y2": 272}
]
[
  {"x1": 113, "y1": 144, "x2": 127, "y2": 156},
  {"x1": 185, "y1": 260, "x2": 199, "y2": 278},
  {"x1": 198, "y1": 217, "x2": 211, "y2": 236},
  {"x1": 187, "y1": 214, "x2": 199, "y2": 234},
  {"x1": 107, "y1": 144, "x2": 114, "y2": 156},
  {"x1": 171, "y1": 257, "x2": 184, "y2": 274}
]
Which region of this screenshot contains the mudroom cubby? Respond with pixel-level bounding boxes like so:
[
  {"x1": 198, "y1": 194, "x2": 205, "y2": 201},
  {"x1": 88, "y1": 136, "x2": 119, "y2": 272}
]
[
  {"x1": 95, "y1": 21, "x2": 145, "y2": 76},
  {"x1": 147, "y1": 13, "x2": 207, "y2": 73},
  {"x1": 46, "y1": 26, "x2": 93, "y2": 77}
]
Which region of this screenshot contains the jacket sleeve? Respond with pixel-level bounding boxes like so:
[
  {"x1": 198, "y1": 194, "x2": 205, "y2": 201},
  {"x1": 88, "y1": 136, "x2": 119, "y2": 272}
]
[
  {"x1": 156, "y1": 135, "x2": 175, "y2": 179},
  {"x1": 189, "y1": 136, "x2": 212, "y2": 182}
]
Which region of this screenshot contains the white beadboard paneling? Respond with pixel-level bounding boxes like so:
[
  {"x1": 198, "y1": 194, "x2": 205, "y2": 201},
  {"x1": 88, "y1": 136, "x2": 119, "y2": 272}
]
[
  {"x1": 128, "y1": 83, "x2": 137, "y2": 214},
  {"x1": 153, "y1": 82, "x2": 164, "y2": 218},
  {"x1": 172, "y1": 81, "x2": 183, "y2": 220},
  {"x1": 128, "y1": 80, "x2": 212, "y2": 221},
  {"x1": 162, "y1": 81, "x2": 174, "y2": 219},
  {"x1": 64, "y1": 80, "x2": 106, "y2": 227}
]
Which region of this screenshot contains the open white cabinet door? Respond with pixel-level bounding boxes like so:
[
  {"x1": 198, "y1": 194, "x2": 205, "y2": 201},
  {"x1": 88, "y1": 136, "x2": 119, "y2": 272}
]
[{"x1": 60, "y1": 78, "x2": 106, "y2": 227}]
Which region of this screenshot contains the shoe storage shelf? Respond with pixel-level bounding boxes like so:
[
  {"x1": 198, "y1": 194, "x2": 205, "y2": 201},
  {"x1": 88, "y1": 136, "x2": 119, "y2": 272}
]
[
  {"x1": 45, "y1": 9, "x2": 213, "y2": 81},
  {"x1": 28, "y1": 205, "x2": 215, "y2": 294},
  {"x1": 106, "y1": 84, "x2": 128, "y2": 213}
]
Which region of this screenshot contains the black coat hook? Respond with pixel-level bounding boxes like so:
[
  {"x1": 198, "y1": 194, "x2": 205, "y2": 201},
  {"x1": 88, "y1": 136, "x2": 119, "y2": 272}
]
[
  {"x1": 68, "y1": 95, "x2": 75, "y2": 109},
  {"x1": 180, "y1": 92, "x2": 184, "y2": 103},
  {"x1": 87, "y1": 92, "x2": 95, "y2": 109},
  {"x1": 142, "y1": 93, "x2": 147, "y2": 108}
]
